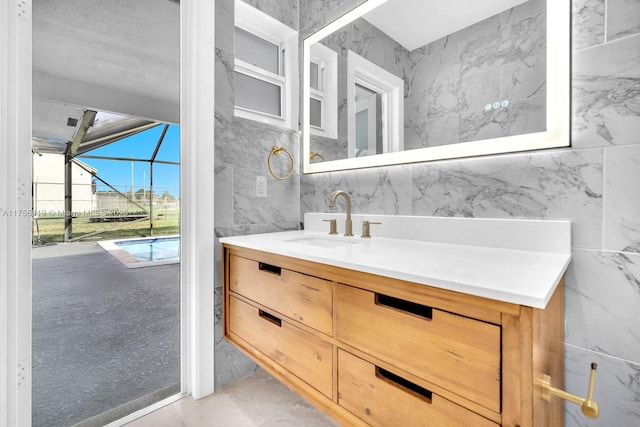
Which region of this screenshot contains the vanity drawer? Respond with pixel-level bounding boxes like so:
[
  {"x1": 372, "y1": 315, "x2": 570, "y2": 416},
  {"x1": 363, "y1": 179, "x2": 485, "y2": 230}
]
[
  {"x1": 228, "y1": 295, "x2": 333, "y2": 398},
  {"x1": 336, "y1": 284, "x2": 501, "y2": 412},
  {"x1": 338, "y1": 350, "x2": 498, "y2": 427},
  {"x1": 229, "y1": 254, "x2": 333, "y2": 335}
]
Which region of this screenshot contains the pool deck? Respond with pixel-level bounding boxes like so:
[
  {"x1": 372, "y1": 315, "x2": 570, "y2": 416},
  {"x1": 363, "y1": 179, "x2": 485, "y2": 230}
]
[{"x1": 32, "y1": 241, "x2": 180, "y2": 427}]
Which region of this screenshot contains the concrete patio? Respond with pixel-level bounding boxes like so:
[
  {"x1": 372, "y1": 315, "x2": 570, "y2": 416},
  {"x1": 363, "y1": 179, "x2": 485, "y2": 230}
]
[{"x1": 32, "y1": 242, "x2": 180, "y2": 427}]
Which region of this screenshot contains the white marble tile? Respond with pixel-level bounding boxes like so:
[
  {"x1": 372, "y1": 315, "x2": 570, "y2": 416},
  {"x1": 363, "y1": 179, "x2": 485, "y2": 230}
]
[
  {"x1": 459, "y1": 11, "x2": 546, "y2": 78},
  {"x1": 358, "y1": 21, "x2": 410, "y2": 81},
  {"x1": 459, "y1": 95, "x2": 546, "y2": 142},
  {"x1": 309, "y1": 135, "x2": 346, "y2": 162},
  {"x1": 242, "y1": 0, "x2": 298, "y2": 30},
  {"x1": 321, "y1": 23, "x2": 355, "y2": 58},
  {"x1": 215, "y1": 228, "x2": 257, "y2": 389},
  {"x1": 409, "y1": 6, "x2": 545, "y2": 146},
  {"x1": 425, "y1": 81, "x2": 464, "y2": 119},
  {"x1": 313, "y1": 166, "x2": 412, "y2": 216},
  {"x1": 565, "y1": 345, "x2": 640, "y2": 427},
  {"x1": 408, "y1": 86, "x2": 430, "y2": 126},
  {"x1": 407, "y1": 115, "x2": 458, "y2": 150},
  {"x1": 410, "y1": 38, "x2": 461, "y2": 98},
  {"x1": 215, "y1": 115, "x2": 300, "y2": 172},
  {"x1": 233, "y1": 166, "x2": 300, "y2": 225},
  {"x1": 603, "y1": 145, "x2": 640, "y2": 253},
  {"x1": 214, "y1": 322, "x2": 259, "y2": 389},
  {"x1": 336, "y1": 54, "x2": 348, "y2": 97},
  {"x1": 299, "y1": 0, "x2": 360, "y2": 38},
  {"x1": 607, "y1": 0, "x2": 640, "y2": 41},
  {"x1": 337, "y1": 96, "x2": 348, "y2": 139},
  {"x1": 565, "y1": 249, "x2": 640, "y2": 362},
  {"x1": 500, "y1": 0, "x2": 545, "y2": 26},
  {"x1": 215, "y1": 0, "x2": 233, "y2": 114},
  {"x1": 572, "y1": 0, "x2": 605, "y2": 51},
  {"x1": 215, "y1": 47, "x2": 234, "y2": 112},
  {"x1": 214, "y1": 165, "x2": 233, "y2": 227},
  {"x1": 572, "y1": 34, "x2": 640, "y2": 147},
  {"x1": 215, "y1": 223, "x2": 300, "y2": 239},
  {"x1": 428, "y1": 69, "x2": 500, "y2": 119},
  {"x1": 501, "y1": 53, "x2": 546, "y2": 100},
  {"x1": 215, "y1": 0, "x2": 234, "y2": 53},
  {"x1": 446, "y1": 13, "x2": 501, "y2": 47},
  {"x1": 300, "y1": 174, "x2": 317, "y2": 218},
  {"x1": 410, "y1": 149, "x2": 603, "y2": 248}
]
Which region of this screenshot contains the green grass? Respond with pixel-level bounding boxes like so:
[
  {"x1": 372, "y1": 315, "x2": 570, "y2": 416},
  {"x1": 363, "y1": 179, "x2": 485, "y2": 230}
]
[{"x1": 33, "y1": 211, "x2": 180, "y2": 244}]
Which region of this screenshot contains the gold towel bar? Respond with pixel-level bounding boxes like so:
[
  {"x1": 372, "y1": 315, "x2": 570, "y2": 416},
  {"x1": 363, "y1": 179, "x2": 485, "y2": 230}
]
[{"x1": 538, "y1": 362, "x2": 599, "y2": 419}]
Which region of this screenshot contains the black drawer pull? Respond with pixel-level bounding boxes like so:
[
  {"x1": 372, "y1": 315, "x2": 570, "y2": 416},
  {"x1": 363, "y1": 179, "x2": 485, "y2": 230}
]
[
  {"x1": 375, "y1": 293, "x2": 433, "y2": 320},
  {"x1": 258, "y1": 309, "x2": 282, "y2": 327},
  {"x1": 258, "y1": 262, "x2": 281, "y2": 275},
  {"x1": 376, "y1": 367, "x2": 433, "y2": 402}
]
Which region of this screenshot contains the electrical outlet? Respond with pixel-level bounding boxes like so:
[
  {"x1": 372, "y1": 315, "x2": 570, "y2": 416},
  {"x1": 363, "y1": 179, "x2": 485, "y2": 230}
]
[{"x1": 255, "y1": 176, "x2": 267, "y2": 197}]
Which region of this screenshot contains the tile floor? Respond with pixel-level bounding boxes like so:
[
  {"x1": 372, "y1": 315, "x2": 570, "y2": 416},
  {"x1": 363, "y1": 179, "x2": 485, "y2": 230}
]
[{"x1": 125, "y1": 370, "x2": 339, "y2": 427}]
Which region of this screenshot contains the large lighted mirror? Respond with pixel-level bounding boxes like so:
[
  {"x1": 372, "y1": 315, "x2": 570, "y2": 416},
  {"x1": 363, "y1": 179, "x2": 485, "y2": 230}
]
[{"x1": 303, "y1": 0, "x2": 570, "y2": 173}]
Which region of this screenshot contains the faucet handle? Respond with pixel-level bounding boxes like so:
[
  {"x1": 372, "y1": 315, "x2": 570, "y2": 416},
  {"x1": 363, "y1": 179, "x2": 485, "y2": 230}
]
[
  {"x1": 323, "y1": 219, "x2": 337, "y2": 235},
  {"x1": 361, "y1": 220, "x2": 382, "y2": 238}
]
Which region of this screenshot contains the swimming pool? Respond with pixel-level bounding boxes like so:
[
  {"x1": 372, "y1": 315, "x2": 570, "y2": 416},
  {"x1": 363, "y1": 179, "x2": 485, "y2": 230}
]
[{"x1": 114, "y1": 236, "x2": 180, "y2": 262}]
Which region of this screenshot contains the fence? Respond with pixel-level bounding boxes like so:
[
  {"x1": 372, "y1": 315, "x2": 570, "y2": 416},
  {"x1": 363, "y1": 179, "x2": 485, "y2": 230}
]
[{"x1": 32, "y1": 181, "x2": 180, "y2": 243}]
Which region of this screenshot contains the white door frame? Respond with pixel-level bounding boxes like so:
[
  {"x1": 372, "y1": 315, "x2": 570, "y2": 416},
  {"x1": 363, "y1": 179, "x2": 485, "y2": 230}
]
[
  {"x1": 1, "y1": 1, "x2": 33, "y2": 425},
  {"x1": 180, "y1": 0, "x2": 216, "y2": 401},
  {"x1": 347, "y1": 50, "x2": 404, "y2": 157},
  {"x1": 0, "y1": 1, "x2": 216, "y2": 425}
]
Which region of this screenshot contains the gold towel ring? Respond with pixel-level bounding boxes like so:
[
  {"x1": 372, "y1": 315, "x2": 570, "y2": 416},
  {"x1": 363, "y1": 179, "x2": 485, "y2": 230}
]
[
  {"x1": 310, "y1": 151, "x2": 325, "y2": 161},
  {"x1": 268, "y1": 146, "x2": 294, "y2": 180}
]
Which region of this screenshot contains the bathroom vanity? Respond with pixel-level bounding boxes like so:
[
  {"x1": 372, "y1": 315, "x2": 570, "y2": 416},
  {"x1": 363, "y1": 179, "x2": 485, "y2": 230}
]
[{"x1": 220, "y1": 214, "x2": 571, "y2": 426}]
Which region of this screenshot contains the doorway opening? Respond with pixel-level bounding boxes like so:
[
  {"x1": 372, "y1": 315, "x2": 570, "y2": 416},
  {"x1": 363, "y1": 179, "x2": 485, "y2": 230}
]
[
  {"x1": 31, "y1": 0, "x2": 182, "y2": 425},
  {"x1": 31, "y1": 114, "x2": 181, "y2": 426},
  {"x1": 2, "y1": 0, "x2": 216, "y2": 424}
]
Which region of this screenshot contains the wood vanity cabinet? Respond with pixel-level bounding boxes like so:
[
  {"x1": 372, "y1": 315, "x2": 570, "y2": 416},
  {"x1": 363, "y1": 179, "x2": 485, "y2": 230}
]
[{"x1": 223, "y1": 244, "x2": 565, "y2": 427}]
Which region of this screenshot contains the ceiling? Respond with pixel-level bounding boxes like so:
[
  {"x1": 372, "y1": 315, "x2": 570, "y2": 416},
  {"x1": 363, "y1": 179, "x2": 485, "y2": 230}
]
[{"x1": 32, "y1": 0, "x2": 180, "y2": 153}]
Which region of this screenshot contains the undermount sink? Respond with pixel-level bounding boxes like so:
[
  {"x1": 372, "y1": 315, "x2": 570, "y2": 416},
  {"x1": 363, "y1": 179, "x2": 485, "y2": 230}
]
[{"x1": 284, "y1": 236, "x2": 363, "y2": 248}]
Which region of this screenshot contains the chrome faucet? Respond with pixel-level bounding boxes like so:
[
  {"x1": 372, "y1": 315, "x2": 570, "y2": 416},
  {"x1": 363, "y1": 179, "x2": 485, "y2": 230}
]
[{"x1": 329, "y1": 190, "x2": 353, "y2": 236}]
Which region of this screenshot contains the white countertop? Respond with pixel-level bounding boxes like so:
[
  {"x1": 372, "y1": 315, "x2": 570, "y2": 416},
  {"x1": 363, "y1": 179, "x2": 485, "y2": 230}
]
[{"x1": 220, "y1": 214, "x2": 571, "y2": 309}]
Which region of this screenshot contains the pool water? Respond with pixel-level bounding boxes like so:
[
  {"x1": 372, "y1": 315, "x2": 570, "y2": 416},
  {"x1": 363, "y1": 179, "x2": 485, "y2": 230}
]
[{"x1": 115, "y1": 237, "x2": 180, "y2": 262}]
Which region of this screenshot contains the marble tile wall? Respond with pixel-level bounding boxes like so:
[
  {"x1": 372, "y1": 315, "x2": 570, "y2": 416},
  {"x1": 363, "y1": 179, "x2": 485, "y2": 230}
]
[
  {"x1": 299, "y1": 0, "x2": 640, "y2": 425},
  {"x1": 213, "y1": 0, "x2": 301, "y2": 389},
  {"x1": 409, "y1": 0, "x2": 546, "y2": 148},
  {"x1": 309, "y1": 0, "x2": 546, "y2": 161}
]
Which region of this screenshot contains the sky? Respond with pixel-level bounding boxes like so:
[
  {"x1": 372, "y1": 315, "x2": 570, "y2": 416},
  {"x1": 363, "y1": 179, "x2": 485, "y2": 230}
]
[{"x1": 79, "y1": 124, "x2": 181, "y2": 198}]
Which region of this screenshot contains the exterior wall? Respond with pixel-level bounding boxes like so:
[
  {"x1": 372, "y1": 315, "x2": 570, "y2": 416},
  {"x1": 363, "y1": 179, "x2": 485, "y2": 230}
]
[
  {"x1": 32, "y1": 153, "x2": 96, "y2": 213},
  {"x1": 213, "y1": 0, "x2": 301, "y2": 389},
  {"x1": 300, "y1": 0, "x2": 640, "y2": 426}
]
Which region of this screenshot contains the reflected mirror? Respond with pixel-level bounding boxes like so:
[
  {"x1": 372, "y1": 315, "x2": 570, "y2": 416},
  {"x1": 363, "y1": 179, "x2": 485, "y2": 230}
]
[{"x1": 303, "y1": 0, "x2": 569, "y2": 173}]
